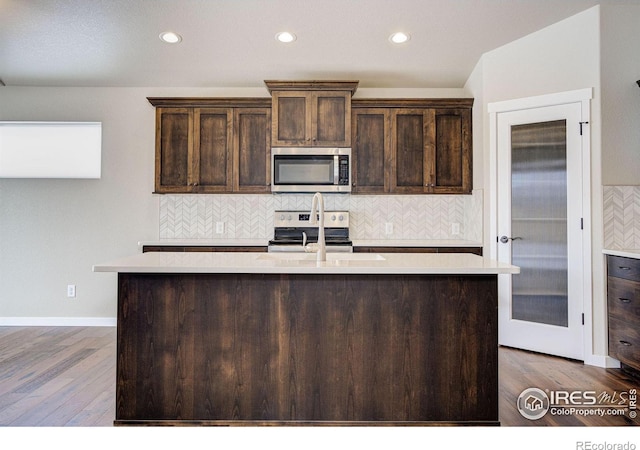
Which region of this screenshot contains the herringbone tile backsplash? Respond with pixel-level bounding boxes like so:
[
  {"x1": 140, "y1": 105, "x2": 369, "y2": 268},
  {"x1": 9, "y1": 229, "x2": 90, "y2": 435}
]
[
  {"x1": 604, "y1": 186, "x2": 640, "y2": 249},
  {"x1": 159, "y1": 191, "x2": 483, "y2": 242}
]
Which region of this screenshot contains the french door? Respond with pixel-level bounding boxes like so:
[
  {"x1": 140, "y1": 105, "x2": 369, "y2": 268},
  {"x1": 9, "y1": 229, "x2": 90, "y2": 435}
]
[{"x1": 494, "y1": 101, "x2": 586, "y2": 360}]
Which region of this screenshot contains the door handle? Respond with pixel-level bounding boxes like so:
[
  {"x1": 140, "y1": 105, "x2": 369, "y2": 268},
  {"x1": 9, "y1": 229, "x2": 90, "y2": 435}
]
[{"x1": 499, "y1": 236, "x2": 523, "y2": 244}]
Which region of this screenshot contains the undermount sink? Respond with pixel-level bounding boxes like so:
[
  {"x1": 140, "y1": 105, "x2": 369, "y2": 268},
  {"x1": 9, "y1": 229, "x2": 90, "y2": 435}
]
[{"x1": 257, "y1": 253, "x2": 386, "y2": 262}]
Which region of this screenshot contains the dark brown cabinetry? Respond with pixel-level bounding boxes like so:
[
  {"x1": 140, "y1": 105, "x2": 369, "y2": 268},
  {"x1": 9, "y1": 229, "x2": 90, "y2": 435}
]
[
  {"x1": 392, "y1": 108, "x2": 431, "y2": 193},
  {"x1": 115, "y1": 272, "x2": 498, "y2": 425},
  {"x1": 432, "y1": 108, "x2": 472, "y2": 194},
  {"x1": 351, "y1": 108, "x2": 389, "y2": 193},
  {"x1": 149, "y1": 98, "x2": 271, "y2": 194},
  {"x1": 155, "y1": 107, "x2": 193, "y2": 192},
  {"x1": 142, "y1": 245, "x2": 481, "y2": 255},
  {"x1": 233, "y1": 108, "x2": 271, "y2": 193},
  {"x1": 194, "y1": 108, "x2": 233, "y2": 192},
  {"x1": 266, "y1": 81, "x2": 358, "y2": 147},
  {"x1": 354, "y1": 246, "x2": 482, "y2": 255},
  {"x1": 142, "y1": 245, "x2": 267, "y2": 253},
  {"x1": 150, "y1": 93, "x2": 473, "y2": 196},
  {"x1": 351, "y1": 99, "x2": 472, "y2": 194},
  {"x1": 607, "y1": 255, "x2": 640, "y2": 373}
]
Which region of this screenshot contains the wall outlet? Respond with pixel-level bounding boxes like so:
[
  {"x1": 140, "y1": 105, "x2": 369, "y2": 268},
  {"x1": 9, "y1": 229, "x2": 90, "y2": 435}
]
[
  {"x1": 215, "y1": 222, "x2": 225, "y2": 234},
  {"x1": 451, "y1": 223, "x2": 460, "y2": 235},
  {"x1": 67, "y1": 284, "x2": 76, "y2": 298},
  {"x1": 385, "y1": 222, "x2": 394, "y2": 235}
]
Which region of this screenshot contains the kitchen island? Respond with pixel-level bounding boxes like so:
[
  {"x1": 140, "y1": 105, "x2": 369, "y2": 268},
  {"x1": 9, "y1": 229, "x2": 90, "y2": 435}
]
[{"x1": 94, "y1": 252, "x2": 518, "y2": 426}]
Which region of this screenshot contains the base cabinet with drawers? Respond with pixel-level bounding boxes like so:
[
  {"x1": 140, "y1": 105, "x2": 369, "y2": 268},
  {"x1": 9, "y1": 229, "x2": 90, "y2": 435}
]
[{"x1": 607, "y1": 255, "x2": 640, "y2": 373}]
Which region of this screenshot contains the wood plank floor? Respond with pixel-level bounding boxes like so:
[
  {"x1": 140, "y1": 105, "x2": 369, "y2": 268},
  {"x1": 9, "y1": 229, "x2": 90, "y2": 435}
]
[{"x1": 0, "y1": 326, "x2": 638, "y2": 427}]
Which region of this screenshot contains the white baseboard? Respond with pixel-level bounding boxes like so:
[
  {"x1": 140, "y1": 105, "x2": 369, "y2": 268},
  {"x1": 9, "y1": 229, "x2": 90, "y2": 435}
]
[
  {"x1": 0, "y1": 317, "x2": 117, "y2": 327},
  {"x1": 584, "y1": 353, "x2": 621, "y2": 368}
]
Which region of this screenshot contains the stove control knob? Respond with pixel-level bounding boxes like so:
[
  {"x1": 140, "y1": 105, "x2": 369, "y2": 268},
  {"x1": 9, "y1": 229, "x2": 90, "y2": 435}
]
[
  {"x1": 331, "y1": 215, "x2": 336, "y2": 222},
  {"x1": 287, "y1": 214, "x2": 292, "y2": 220},
  {"x1": 279, "y1": 214, "x2": 285, "y2": 221},
  {"x1": 338, "y1": 215, "x2": 344, "y2": 221}
]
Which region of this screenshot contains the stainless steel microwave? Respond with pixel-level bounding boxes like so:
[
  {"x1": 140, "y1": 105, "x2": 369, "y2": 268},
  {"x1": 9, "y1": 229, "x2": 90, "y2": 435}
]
[{"x1": 271, "y1": 147, "x2": 351, "y2": 193}]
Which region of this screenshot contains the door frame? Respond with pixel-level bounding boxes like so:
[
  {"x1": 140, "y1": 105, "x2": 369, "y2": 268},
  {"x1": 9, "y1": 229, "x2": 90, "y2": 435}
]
[{"x1": 488, "y1": 88, "x2": 593, "y2": 363}]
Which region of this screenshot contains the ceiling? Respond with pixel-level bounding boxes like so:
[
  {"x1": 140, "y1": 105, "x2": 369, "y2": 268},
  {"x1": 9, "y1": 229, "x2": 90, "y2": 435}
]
[{"x1": 0, "y1": 0, "x2": 615, "y2": 89}]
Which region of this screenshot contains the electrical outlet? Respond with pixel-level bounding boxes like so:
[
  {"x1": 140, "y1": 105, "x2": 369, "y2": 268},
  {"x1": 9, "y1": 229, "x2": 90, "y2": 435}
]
[
  {"x1": 215, "y1": 222, "x2": 225, "y2": 234},
  {"x1": 67, "y1": 284, "x2": 76, "y2": 298},
  {"x1": 385, "y1": 222, "x2": 394, "y2": 235},
  {"x1": 451, "y1": 223, "x2": 460, "y2": 235}
]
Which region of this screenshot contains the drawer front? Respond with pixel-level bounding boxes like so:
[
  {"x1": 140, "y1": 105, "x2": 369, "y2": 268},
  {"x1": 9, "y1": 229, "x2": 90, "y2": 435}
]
[
  {"x1": 607, "y1": 276, "x2": 640, "y2": 322},
  {"x1": 608, "y1": 255, "x2": 640, "y2": 281},
  {"x1": 608, "y1": 316, "x2": 640, "y2": 371}
]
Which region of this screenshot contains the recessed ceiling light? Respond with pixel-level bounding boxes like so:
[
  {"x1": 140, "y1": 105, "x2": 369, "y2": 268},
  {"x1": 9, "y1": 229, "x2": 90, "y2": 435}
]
[
  {"x1": 159, "y1": 31, "x2": 182, "y2": 44},
  {"x1": 389, "y1": 32, "x2": 410, "y2": 44},
  {"x1": 275, "y1": 31, "x2": 296, "y2": 43}
]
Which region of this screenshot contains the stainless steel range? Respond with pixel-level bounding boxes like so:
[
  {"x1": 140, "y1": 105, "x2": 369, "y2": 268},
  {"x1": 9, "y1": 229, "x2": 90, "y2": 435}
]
[{"x1": 268, "y1": 210, "x2": 352, "y2": 253}]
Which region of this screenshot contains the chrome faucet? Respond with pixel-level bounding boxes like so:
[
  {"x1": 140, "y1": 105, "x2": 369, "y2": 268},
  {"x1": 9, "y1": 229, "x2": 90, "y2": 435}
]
[{"x1": 309, "y1": 192, "x2": 326, "y2": 262}]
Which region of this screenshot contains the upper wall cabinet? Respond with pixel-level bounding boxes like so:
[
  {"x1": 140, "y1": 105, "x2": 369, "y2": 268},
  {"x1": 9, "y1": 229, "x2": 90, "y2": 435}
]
[
  {"x1": 265, "y1": 81, "x2": 358, "y2": 147},
  {"x1": 149, "y1": 98, "x2": 271, "y2": 194},
  {"x1": 351, "y1": 108, "x2": 390, "y2": 194},
  {"x1": 149, "y1": 93, "x2": 472, "y2": 195},
  {"x1": 351, "y1": 99, "x2": 473, "y2": 194},
  {"x1": 431, "y1": 108, "x2": 472, "y2": 194}
]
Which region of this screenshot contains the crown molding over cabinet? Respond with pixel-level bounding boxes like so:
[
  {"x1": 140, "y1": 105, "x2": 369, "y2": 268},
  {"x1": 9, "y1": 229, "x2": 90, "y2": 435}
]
[
  {"x1": 148, "y1": 98, "x2": 272, "y2": 108},
  {"x1": 264, "y1": 80, "x2": 359, "y2": 94}
]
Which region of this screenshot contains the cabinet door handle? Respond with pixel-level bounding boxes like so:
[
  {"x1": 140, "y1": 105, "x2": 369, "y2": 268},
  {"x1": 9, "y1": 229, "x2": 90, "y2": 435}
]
[
  {"x1": 619, "y1": 266, "x2": 631, "y2": 270},
  {"x1": 619, "y1": 340, "x2": 632, "y2": 347},
  {"x1": 619, "y1": 298, "x2": 631, "y2": 303}
]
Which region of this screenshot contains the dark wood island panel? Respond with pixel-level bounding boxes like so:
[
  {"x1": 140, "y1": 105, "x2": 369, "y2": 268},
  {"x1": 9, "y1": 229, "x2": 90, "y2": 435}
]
[{"x1": 115, "y1": 273, "x2": 498, "y2": 425}]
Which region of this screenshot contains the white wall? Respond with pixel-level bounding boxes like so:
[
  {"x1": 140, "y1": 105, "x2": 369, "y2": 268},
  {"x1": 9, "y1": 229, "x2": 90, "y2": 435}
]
[
  {"x1": 464, "y1": 6, "x2": 606, "y2": 357},
  {"x1": 0, "y1": 86, "x2": 465, "y2": 323},
  {"x1": 600, "y1": 4, "x2": 640, "y2": 185},
  {"x1": 0, "y1": 87, "x2": 158, "y2": 322}
]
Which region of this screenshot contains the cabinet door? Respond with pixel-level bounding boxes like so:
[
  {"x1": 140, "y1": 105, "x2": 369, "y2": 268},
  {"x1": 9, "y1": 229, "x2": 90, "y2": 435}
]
[
  {"x1": 194, "y1": 108, "x2": 233, "y2": 193},
  {"x1": 155, "y1": 108, "x2": 194, "y2": 193},
  {"x1": 313, "y1": 91, "x2": 351, "y2": 147},
  {"x1": 390, "y1": 109, "x2": 431, "y2": 193},
  {"x1": 352, "y1": 108, "x2": 390, "y2": 193},
  {"x1": 234, "y1": 108, "x2": 271, "y2": 193},
  {"x1": 429, "y1": 108, "x2": 472, "y2": 194},
  {"x1": 272, "y1": 90, "x2": 351, "y2": 147},
  {"x1": 271, "y1": 91, "x2": 311, "y2": 146}
]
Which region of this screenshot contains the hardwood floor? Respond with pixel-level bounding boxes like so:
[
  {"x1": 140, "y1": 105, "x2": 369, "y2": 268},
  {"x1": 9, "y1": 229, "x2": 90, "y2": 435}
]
[
  {"x1": 0, "y1": 326, "x2": 116, "y2": 426},
  {"x1": 499, "y1": 346, "x2": 639, "y2": 426},
  {"x1": 0, "y1": 326, "x2": 638, "y2": 427}
]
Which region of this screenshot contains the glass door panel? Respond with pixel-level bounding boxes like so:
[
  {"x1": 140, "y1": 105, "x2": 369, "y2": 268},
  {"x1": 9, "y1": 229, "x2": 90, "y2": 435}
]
[{"x1": 510, "y1": 120, "x2": 568, "y2": 327}]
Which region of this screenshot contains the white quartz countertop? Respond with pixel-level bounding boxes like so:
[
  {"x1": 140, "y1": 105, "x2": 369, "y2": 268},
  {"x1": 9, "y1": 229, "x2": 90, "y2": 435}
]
[
  {"x1": 603, "y1": 248, "x2": 640, "y2": 259},
  {"x1": 94, "y1": 251, "x2": 519, "y2": 275}
]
